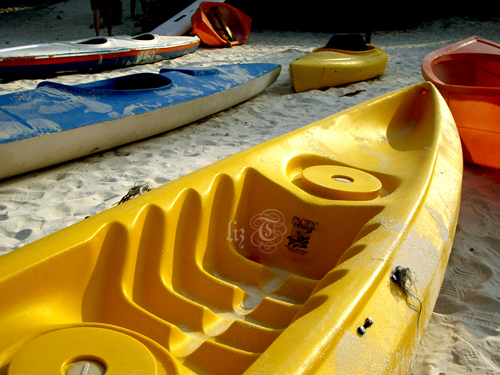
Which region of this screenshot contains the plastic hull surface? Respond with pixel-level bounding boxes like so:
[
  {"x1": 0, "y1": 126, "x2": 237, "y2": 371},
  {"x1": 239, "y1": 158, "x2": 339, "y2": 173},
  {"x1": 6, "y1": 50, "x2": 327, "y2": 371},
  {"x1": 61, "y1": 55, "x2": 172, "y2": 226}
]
[
  {"x1": 191, "y1": 2, "x2": 251, "y2": 47},
  {"x1": 422, "y1": 36, "x2": 500, "y2": 169},
  {"x1": 0, "y1": 63, "x2": 281, "y2": 179},
  {"x1": 0, "y1": 34, "x2": 200, "y2": 80},
  {"x1": 0, "y1": 83, "x2": 462, "y2": 374},
  {"x1": 290, "y1": 44, "x2": 388, "y2": 92},
  {"x1": 151, "y1": 0, "x2": 225, "y2": 36}
]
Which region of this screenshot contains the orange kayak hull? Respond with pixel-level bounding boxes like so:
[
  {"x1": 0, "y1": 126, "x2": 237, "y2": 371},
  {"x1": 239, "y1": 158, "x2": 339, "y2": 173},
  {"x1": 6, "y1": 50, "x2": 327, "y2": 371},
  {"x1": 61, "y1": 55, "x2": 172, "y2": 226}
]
[
  {"x1": 422, "y1": 36, "x2": 500, "y2": 169},
  {"x1": 191, "y1": 2, "x2": 251, "y2": 47}
]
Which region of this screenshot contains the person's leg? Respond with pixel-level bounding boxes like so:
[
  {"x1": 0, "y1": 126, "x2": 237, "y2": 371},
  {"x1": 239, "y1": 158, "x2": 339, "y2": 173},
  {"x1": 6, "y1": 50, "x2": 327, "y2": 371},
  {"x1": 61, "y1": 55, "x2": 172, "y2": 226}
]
[
  {"x1": 130, "y1": 0, "x2": 136, "y2": 18},
  {"x1": 93, "y1": 9, "x2": 101, "y2": 36},
  {"x1": 139, "y1": 0, "x2": 147, "y2": 15},
  {"x1": 104, "y1": 8, "x2": 112, "y2": 36}
]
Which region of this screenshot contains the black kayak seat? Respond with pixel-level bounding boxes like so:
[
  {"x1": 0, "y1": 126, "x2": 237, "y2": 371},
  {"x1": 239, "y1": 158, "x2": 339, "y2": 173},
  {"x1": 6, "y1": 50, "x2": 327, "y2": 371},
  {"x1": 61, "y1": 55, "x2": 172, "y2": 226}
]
[{"x1": 324, "y1": 33, "x2": 368, "y2": 51}]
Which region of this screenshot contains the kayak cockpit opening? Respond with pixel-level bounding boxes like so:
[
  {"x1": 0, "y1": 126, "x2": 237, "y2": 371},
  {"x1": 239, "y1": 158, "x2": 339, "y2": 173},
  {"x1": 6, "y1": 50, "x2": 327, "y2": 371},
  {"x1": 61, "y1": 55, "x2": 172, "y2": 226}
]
[
  {"x1": 432, "y1": 53, "x2": 500, "y2": 88},
  {"x1": 37, "y1": 73, "x2": 172, "y2": 93},
  {"x1": 77, "y1": 37, "x2": 109, "y2": 45},
  {"x1": 113, "y1": 73, "x2": 172, "y2": 90},
  {"x1": 131, "y1": 33, "x2": 156, "y2": 41}
]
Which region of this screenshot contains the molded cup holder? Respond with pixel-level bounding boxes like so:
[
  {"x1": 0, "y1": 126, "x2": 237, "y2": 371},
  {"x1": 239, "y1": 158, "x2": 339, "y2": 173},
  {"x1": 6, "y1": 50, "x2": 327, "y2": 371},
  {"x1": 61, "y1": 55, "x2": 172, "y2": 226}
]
[
  {"x1": 8, "y1": 327, "x2": 157, "y2": 375},
  {"x1": 301, "y1": 165, "x2": 382, "y2": 200}
]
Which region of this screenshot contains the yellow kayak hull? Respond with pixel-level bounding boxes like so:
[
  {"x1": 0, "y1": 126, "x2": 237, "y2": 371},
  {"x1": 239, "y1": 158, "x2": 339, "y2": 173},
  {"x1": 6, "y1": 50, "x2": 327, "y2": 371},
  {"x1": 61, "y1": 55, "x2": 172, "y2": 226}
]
[
  {"x1": 0, "y1": 82, "x2": 462, "y2": 375},
  {"x1": 290, "y1": 44, "x2": 388, "y2": 92}
]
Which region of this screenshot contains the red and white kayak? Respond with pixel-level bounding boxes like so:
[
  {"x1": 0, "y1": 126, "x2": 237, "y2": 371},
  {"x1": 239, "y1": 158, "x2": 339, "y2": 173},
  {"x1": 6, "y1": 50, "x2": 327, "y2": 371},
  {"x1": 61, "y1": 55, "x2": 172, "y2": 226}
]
[
  {"x1": 0, "y1": 33, "x2": 200, "y2": 80},
  {"x1": 151, "y1": 0, "x2": 225, "y2": 36}
]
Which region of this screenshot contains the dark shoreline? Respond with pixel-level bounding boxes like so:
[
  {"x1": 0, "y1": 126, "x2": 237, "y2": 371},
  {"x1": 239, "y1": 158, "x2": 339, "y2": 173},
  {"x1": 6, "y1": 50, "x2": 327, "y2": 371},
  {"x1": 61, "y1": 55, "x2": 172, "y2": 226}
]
[
  {"x1": 2, "y1": 0, "x2": 499, "y2": 32},
  {"x1": 0, "y1": 0, "x2": 65, "y2": 13}
]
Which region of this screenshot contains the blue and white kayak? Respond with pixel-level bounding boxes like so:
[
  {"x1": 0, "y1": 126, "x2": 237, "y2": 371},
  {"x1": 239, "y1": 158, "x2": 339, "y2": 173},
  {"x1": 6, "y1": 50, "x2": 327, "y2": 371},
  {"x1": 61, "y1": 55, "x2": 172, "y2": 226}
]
[
  {"x1": 0, "y1": 34, "x2": 200, "y2": 80},
  {"x1": 0, "y1": 63, "x2": 281, "y2": 179}
]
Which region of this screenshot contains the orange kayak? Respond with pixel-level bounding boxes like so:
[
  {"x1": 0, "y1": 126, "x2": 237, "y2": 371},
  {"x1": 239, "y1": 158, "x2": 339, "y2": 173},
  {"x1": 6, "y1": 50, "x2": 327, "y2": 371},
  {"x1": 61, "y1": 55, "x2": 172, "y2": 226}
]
[
  {"x1": 422, "y1": 36, "x2": 500, "y2": 169},
  {"x1": 191, "y1": 2, "x2": 251, "y2": 47}
]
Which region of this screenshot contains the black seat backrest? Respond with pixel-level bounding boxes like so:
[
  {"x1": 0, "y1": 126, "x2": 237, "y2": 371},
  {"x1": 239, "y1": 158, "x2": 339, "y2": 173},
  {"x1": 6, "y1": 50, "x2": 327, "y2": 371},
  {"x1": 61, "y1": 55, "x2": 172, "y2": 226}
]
[{"x1": 324, "y1": 33, "x2": 368, "y2": 51}]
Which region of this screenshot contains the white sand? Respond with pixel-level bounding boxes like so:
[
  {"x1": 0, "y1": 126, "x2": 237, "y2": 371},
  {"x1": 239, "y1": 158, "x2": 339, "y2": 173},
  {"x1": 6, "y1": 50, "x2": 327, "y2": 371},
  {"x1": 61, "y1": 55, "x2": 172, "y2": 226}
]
[{"x1": 1, "y1": 1, "x2": 500, "y2": 373}]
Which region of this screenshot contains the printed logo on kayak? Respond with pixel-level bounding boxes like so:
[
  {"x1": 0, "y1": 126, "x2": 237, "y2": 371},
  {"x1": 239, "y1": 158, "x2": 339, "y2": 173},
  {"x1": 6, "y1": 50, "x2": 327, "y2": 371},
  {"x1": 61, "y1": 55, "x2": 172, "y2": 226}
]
[
  {"x1": 227, "y1": 209, "x2": 287, "y2": 254},
  {"x1": 285, "y1": 216, "x2": 319, "y2": 255}
]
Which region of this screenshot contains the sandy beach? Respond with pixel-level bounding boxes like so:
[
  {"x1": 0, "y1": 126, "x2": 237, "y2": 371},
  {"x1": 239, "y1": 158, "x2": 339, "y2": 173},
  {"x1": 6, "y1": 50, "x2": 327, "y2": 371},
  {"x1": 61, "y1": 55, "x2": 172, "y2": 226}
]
[{"x1": 1, "y1": 1, "x2": 500, "y2": 373}]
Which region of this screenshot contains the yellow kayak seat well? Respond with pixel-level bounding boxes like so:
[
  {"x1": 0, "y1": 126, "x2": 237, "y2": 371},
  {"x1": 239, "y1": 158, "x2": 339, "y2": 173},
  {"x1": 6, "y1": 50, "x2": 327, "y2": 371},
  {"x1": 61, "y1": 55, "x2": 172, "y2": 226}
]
[{"x1": 0, "y1": 82, "x2": 462, "y2": 375}]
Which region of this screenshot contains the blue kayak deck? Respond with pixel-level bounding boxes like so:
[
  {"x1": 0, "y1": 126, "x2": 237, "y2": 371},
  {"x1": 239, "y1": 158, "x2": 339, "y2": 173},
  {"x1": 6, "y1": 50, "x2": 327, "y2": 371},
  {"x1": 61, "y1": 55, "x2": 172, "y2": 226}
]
[{"x1": 0, "y1": 64, "x2": 280, "y2": 145}]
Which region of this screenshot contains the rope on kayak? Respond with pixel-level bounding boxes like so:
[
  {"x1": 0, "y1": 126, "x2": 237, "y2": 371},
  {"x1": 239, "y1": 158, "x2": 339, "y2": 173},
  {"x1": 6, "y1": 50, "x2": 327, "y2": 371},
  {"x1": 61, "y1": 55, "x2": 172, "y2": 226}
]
[{"x1": 391, "y1": 266, "x2": 423, "y2": 335}]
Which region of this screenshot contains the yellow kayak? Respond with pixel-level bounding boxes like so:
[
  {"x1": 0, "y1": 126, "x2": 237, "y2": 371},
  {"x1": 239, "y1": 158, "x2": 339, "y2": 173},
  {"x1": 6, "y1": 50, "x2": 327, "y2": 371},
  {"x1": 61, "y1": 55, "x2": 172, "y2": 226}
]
[
  {"x1": 290, "y1": 34, "x2": 388, "y2": 92},
  {"x1": 0, "y1": 82, "x2": 462, "y2": 375}
]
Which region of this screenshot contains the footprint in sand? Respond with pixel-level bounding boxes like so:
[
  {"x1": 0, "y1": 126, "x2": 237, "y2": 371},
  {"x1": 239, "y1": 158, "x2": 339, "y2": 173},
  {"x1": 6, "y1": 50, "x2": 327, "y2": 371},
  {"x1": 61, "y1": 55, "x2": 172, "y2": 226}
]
[
  {"x1": 14, "y1": 228, "x2": 32, "y2": 241},
  {"x1": 461, "y1": 310, "x2": 500, "y2": 332},
  {"x1": 0, "y1": 204, "x2": 7, "y2": 221},
  {"x1": 435, "y1": 255, "x2": 494, "y2": 314},
  {"x1": 450, "y1": 337, "x2": 500, "y2": 374}
]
